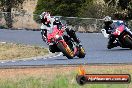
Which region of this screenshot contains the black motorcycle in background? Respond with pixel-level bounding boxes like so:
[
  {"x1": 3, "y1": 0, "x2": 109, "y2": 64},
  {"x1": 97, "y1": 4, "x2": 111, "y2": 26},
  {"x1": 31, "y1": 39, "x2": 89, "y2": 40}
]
[{"x1": 101, "y1": 23, "x2": 132, "y2": 49}]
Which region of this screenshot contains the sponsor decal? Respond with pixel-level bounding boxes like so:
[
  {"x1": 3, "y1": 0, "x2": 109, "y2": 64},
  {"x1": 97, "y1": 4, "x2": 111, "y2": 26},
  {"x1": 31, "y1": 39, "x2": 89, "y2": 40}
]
[{"x1": 76, "y1": 66, "x2": 131, "y2": 85}]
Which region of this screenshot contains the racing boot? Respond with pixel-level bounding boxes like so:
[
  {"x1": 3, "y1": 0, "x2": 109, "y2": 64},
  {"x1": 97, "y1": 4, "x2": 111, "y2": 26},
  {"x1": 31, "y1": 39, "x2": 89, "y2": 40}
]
[
  {"x1": 107, "y1": 34, "x2": 116, "y2": 49},
  {"x1": 107, "y1": 43, "x2": 118, "y2": 49}
]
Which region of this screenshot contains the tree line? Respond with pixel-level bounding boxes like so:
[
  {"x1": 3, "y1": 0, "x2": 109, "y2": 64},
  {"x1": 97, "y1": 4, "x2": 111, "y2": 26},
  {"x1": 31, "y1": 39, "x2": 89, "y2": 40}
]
[
  {"x1": 0, "y1": 0, "x2": 132, "y2": 28},
  {"x1": 33, "y1": 0, "x2": 132, "y2": 21}
]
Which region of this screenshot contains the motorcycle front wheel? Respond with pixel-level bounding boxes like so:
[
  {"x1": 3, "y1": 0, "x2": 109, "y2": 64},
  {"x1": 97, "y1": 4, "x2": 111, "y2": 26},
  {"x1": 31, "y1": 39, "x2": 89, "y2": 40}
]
[{"x1": 57, "y1": 42, "x2": 74, "y2": 59}]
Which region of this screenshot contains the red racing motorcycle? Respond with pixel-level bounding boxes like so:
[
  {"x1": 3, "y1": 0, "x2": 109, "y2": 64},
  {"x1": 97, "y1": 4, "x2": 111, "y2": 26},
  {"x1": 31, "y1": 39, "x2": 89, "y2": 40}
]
[
  {"x1": 102, "y1": 23, "x2": 132, "y2": 49},
  {"x1": 47, "y1": 25, "x2": 85, "y2": 59},
  {"x1": 111, "y1": 24, "x2": 132, "y2": 49}
]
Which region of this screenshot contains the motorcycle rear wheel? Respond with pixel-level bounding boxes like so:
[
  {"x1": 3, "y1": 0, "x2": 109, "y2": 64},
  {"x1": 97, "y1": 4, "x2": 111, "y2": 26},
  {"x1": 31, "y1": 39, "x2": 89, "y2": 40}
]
[{"x1": 124, "y1": 34, "x2": 132, "y2": 49}]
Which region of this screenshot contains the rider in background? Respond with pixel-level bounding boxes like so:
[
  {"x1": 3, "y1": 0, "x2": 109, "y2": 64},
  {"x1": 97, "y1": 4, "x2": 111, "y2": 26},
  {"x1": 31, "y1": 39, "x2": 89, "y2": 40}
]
[{"x1": 103, "y1": 16, "x2": 126, "y2": 48}]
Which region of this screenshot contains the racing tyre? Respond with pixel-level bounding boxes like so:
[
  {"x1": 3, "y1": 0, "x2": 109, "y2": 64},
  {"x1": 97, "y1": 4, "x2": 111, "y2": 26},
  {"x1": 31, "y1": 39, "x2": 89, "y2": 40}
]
[
  {"x1": 57, "y1": 42, "x2": 74, "y2": 59},
  {"x1": 124, "y1": 34, "x2": 132, "y2": 49},
  {"x1": 78, "y1": 46, "x2": 85, "y2": 58}
]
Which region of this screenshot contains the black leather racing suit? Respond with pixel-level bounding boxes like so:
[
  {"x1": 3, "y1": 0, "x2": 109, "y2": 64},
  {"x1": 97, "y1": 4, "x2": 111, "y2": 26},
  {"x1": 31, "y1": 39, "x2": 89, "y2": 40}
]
[
  {"x1": 103, "y1": 21, "x2": 117, "y2": 48},
  {"x1": 53, "y1": 21, "x2": 80, "y2": 44}
]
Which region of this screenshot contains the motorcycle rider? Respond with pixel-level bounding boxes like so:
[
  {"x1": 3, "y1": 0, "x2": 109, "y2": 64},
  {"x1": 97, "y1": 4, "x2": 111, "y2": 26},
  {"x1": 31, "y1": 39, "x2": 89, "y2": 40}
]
[
  {"x1": 53, "y1": 17, "x2": 63, "y2": 29},
  {"x1": 103, "y1": 16, "x2": 125, "y2": 49},
  {"x1": 40, "y1": 11, "x2": 81, "y2": 46},
  {"x1": 53, "y1": 17, "x2": 81, "y2": 46},
  {"x1": 40, "y1": 12, "x2": 53, "y2": 43}
]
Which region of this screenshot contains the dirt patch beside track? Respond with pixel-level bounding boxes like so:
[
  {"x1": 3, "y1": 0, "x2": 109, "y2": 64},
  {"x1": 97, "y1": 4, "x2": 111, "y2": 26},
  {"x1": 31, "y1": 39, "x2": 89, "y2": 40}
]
[{"x1": 0, "y1": 65, "x2": 132, "y2": 79}]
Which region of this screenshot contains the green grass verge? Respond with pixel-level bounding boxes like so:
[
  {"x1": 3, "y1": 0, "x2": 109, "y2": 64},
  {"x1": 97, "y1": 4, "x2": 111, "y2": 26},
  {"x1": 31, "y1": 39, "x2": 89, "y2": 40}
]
[
  {"x1": 47, "y1": 72, "x2": 129, "y2": 88},
  {"x1": 0, "y1": 69, "x2": 131, "y2": 88},
  {"x1": 0, "y1": 77, "x2": 46, "y2": 88}
]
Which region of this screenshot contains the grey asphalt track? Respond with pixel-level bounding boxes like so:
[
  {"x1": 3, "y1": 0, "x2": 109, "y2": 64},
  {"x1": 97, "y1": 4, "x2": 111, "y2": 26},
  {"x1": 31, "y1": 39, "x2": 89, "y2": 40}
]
[{"x1": 0, "y1": 29, "x2": 132, "y2": 67}]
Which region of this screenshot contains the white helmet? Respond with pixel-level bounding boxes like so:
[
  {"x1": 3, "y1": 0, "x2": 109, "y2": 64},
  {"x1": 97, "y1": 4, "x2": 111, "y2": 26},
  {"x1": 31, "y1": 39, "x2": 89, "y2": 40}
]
[
  {"x1": 103, "y1": 16, "x2": 112, "y2": 22},
  {"x1": 40, "y1": 12, "x2": 49, "y2": 19},
  {"x1": 42, "y1": 12, "x2": 47, "y2": 15}
]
